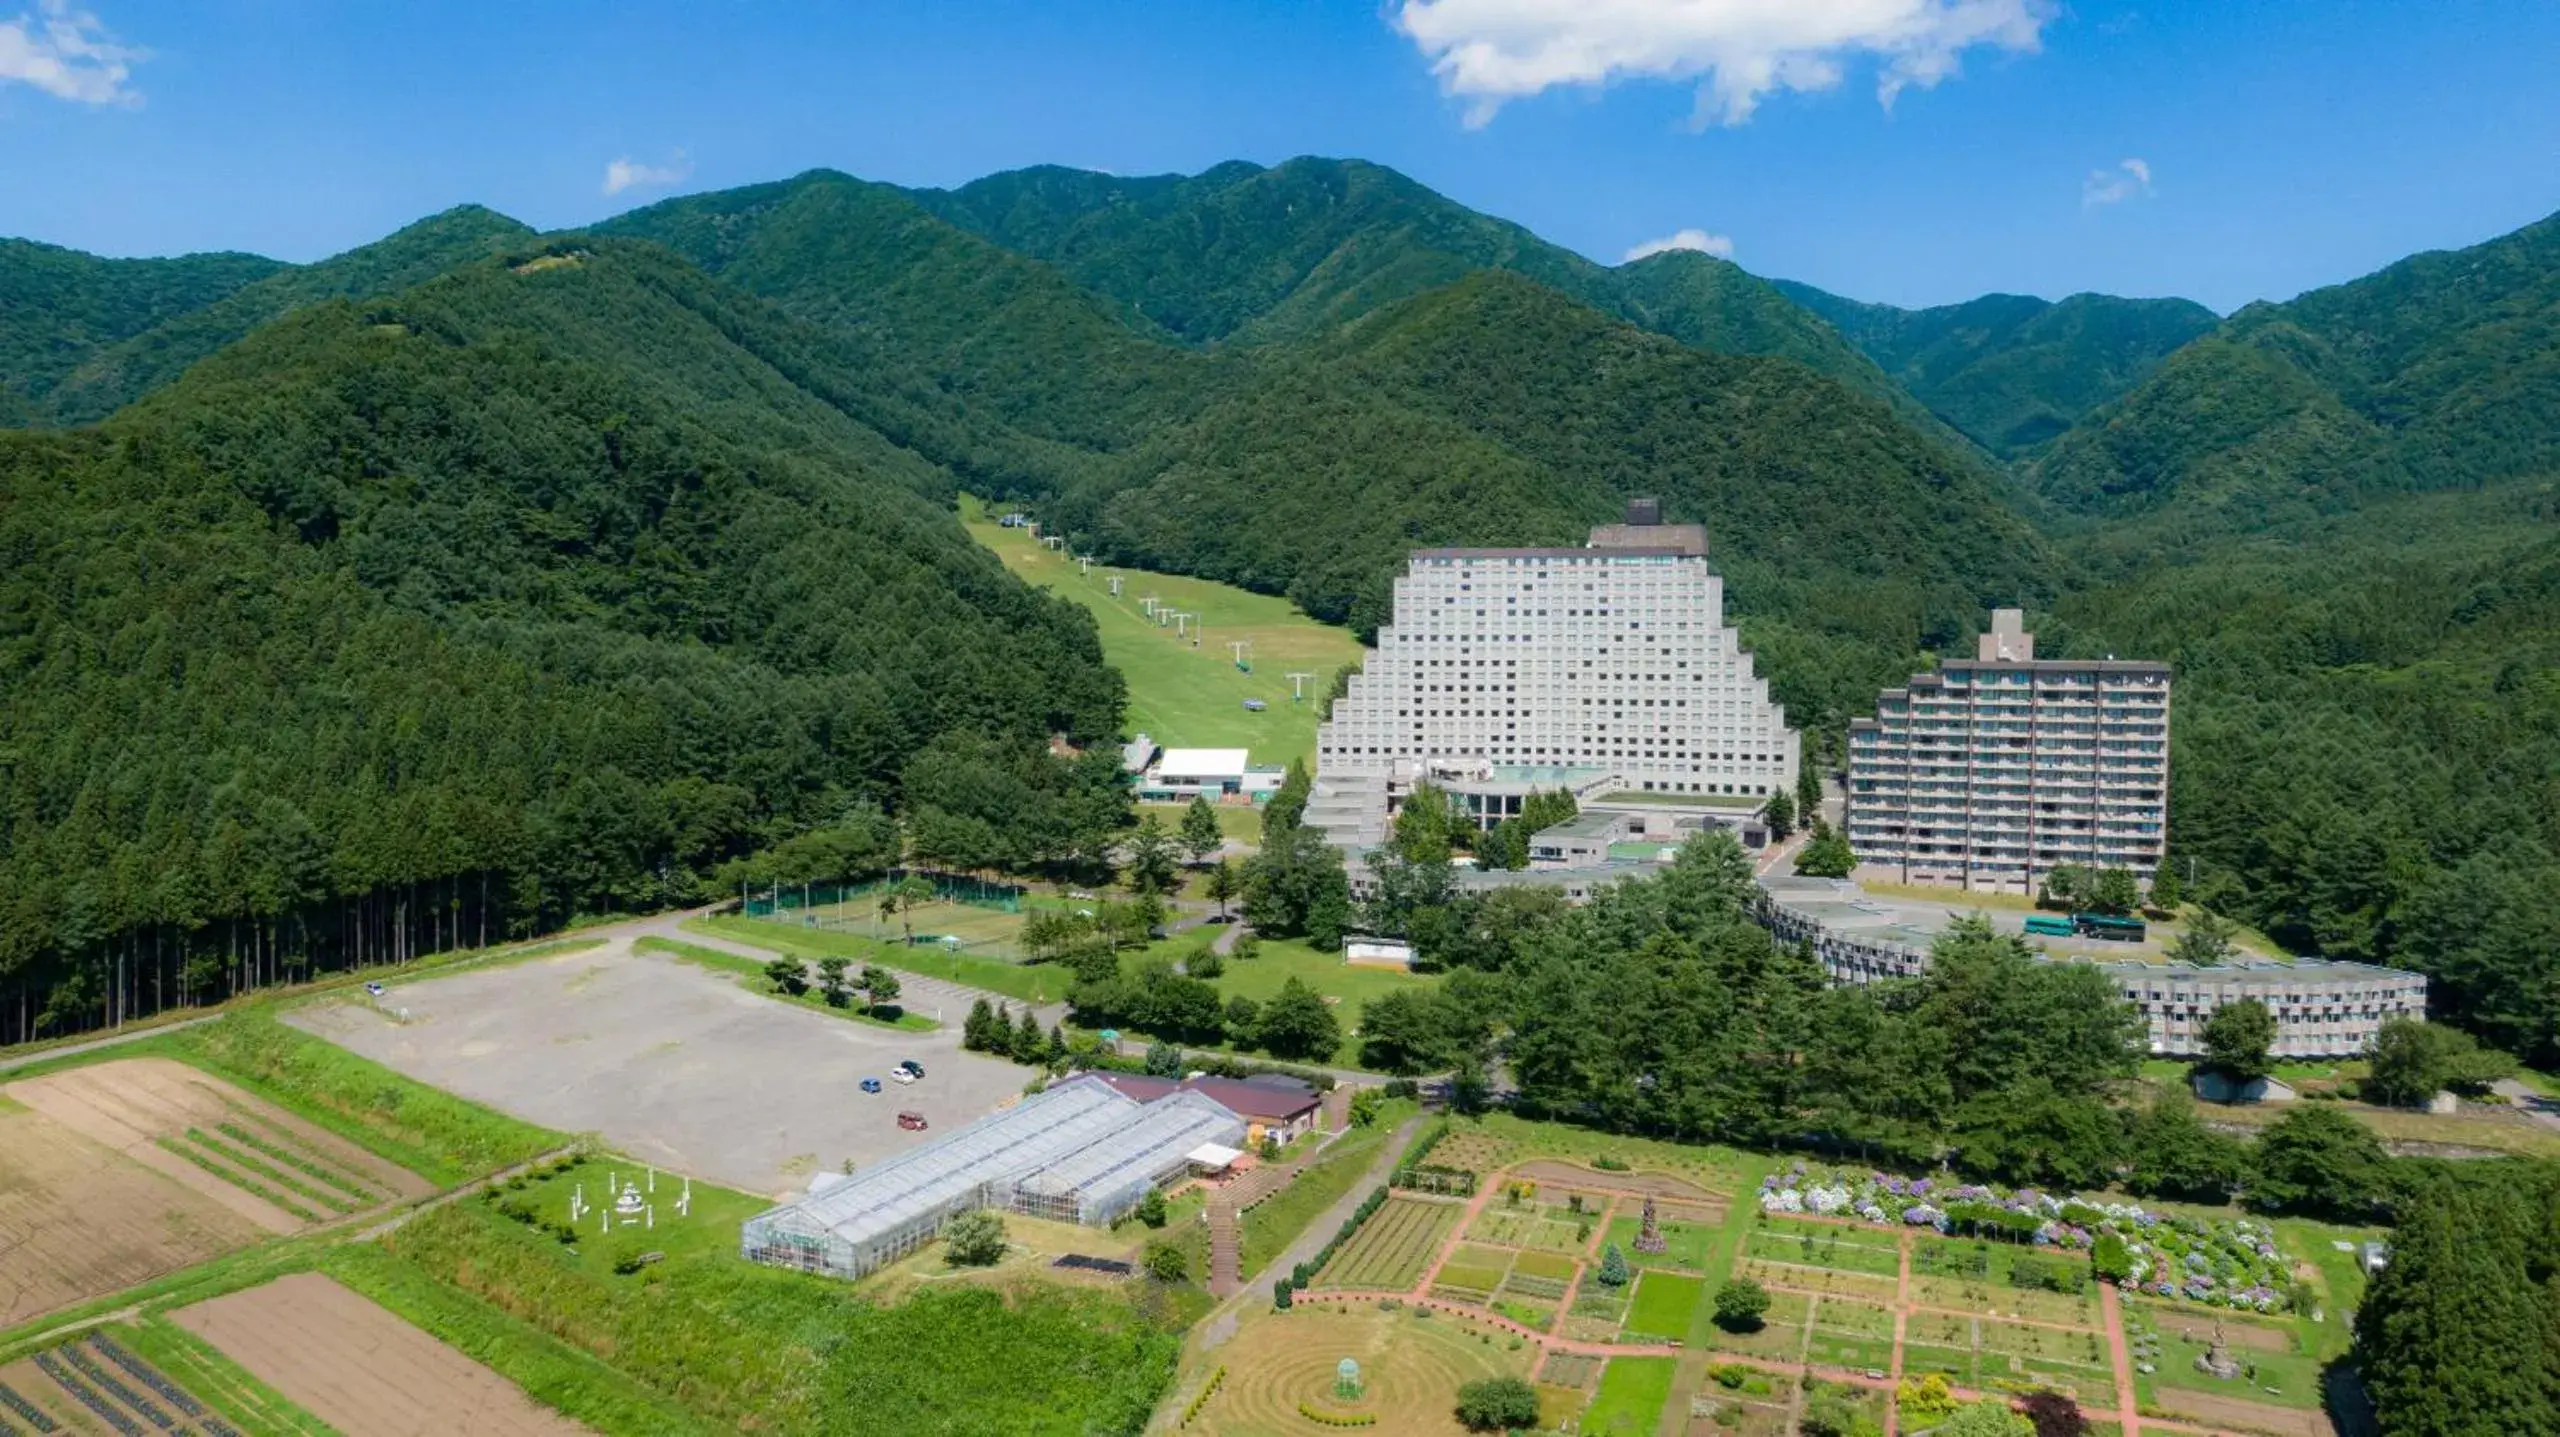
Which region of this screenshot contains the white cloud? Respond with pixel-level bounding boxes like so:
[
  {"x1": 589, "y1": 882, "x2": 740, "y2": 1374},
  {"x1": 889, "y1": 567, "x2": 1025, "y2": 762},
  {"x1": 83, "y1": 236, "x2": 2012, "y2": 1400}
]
[
  {"x1": 602, "y1": 150, "x2": 692, "y2": 197},
  {"x1": 1393, "y1": 0, "x2": 2051, "y2": 127},
  {"x1": 1623, "y1": 228, "x2": 1736, "y2": 262},
  {"x1": 2082, "y1": 156, "x2": 2152, "y2": 207},
  {"x1": 0, "y1": 0, "x2": 143, "y2": 106}
]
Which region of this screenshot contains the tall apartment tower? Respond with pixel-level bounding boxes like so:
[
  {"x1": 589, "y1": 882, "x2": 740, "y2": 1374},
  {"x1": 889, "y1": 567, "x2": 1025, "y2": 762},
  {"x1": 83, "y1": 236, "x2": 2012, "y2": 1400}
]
[
  {"x1": 1314, "y1": 502, "x2": 1798, "y2": 800},
  {"x1": 1845, "y1": 609, "x2": 2171, "y2": 893}
]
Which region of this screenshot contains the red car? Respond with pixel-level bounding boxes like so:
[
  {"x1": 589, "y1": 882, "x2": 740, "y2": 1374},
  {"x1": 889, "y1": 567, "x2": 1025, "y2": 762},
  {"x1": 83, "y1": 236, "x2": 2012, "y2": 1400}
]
[{"x1": 897, "y1": 1111, "x2": 929, "y2": 1131}]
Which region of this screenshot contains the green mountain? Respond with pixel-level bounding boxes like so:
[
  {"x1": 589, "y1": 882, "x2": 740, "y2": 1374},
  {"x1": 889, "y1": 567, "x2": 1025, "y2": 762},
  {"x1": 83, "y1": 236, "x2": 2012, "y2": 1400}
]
[
  {"x1": 2052, "y1": 484, "x2": 2560, "y2": 1060},
  {"x1": 31, "y1": 204, "x2": 536, "y2": 425},
  {"x1": 595, "y1": 169, "x2": 1209, "y2": 469},
  {"x1": 0, "y1": 239, "x2": 281, "y2": 424},
  {"x1": 1775, "y1": 284, "x2": 2218, "y2": 456},
  {"x1": 904, "y1": 157, "x2": 1943, "y2": 432},
  {"x1": 1043, "y1": 270, "x2": 2054, "y2": 732},
  {"x1": 0, "y1": 235, "x2": 1121, "y2": 1036},
  {"x1": 604, "y1": 170, "x2": 2041, "y2": 730},
  {"x1": 2030, "y1": 208, "x2": 2560, "y2": 519}
]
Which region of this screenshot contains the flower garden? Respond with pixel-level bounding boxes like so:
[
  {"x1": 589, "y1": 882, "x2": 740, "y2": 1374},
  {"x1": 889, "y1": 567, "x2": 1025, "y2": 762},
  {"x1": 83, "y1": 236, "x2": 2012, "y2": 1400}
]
[
  {"x1": 1185, "y1": 1118, "x2": 2353, "y2": 1436},
  {"x1": 1756, "y1": 1161, "x2": 2302, "y2": 1313}
]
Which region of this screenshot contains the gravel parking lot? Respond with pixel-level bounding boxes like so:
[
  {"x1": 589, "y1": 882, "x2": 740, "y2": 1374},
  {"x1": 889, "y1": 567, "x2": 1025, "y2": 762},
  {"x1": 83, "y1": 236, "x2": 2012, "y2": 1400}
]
[{"x1": 288, "y1": 940, "x2": 1030, "y2": 1197}]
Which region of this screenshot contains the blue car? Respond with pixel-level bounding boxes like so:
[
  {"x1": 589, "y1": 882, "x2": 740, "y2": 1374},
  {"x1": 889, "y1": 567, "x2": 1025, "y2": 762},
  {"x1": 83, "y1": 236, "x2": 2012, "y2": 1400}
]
[{"x1": 859, "y1": 1078, "x2": 883, "y2": 1094}]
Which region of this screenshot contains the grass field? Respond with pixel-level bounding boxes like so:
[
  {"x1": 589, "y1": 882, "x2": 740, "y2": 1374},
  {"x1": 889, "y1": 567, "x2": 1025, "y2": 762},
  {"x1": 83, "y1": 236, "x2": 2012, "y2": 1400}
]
[
  {"x1": 1623, "y1": 1270, "x2": 1705, "y2": 1342},
  {"x1": 1238, "y1": 1110, "x2": 1410, "y2": 1278},
  {"x1": 1319, "y1": 1196, "x2": 1462, "y2": 1291},
  {"x1": 964, "y1": 495, "x2": 1364, "y2": 772},
  {"x1": 635, "y1": 937, "x2": 938, "y2": 1030},
  {"x1": 695, "y1": 915, "x2": 1072, "y2": 1005},
  {"x1": 1606, "y1": 1209, "x2": 1721, "y2": 1272},
  {"x1": 1583, "y1": 1356, "x2": 1677, "y2": 1436}
]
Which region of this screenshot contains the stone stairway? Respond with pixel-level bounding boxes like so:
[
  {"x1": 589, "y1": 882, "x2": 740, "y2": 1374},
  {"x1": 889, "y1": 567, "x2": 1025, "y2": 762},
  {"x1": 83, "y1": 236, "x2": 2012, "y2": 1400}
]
[
  {"x1": 1207, "y1": 1200, "x2": 1241, "y2": 1296},
  {"x1": 1204, "y1": 1162, "x2": 1298, "y2": 1296}
]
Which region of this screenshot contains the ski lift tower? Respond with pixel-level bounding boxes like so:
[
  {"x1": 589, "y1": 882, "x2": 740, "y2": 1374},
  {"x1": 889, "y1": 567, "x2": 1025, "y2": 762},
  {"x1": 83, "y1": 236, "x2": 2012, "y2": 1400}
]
[
  {"x1": 1287, "y1": 672, "x2": 1315, "y2": 703},
  {"x1": 1229, "y1": 640, "x2": 1252, "y2": 673},
  {"x1": 1107, "y1": 575, "x2": 1124, "y2": 598}
]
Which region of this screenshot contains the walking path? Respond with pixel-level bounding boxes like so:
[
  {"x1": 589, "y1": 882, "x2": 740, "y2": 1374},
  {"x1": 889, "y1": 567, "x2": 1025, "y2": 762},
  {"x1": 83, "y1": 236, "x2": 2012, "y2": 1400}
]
[
  {"x1": 2101, "y1": 1284, "x2": 2145, "y2": 1437},
  {"x1": 1190, "y1": 1113, "x2": 1424, "y2": 1357}
]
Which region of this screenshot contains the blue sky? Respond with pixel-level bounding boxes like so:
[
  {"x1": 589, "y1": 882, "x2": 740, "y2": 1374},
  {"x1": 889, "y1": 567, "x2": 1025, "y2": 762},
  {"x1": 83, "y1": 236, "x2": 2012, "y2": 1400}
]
[{"x1": 4, "y1": 0, "x2": 2555, "y2": 312}]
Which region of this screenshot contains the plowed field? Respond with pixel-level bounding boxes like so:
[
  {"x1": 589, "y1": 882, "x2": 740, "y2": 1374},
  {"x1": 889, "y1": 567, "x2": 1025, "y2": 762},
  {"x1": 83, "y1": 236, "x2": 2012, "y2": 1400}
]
[
  {"x1": 172, "y1": 1272, "x2": 586, "y2": 1435},
  {"x1": 0, "y1": 1058, "x2": 429, "y2": 1326}
]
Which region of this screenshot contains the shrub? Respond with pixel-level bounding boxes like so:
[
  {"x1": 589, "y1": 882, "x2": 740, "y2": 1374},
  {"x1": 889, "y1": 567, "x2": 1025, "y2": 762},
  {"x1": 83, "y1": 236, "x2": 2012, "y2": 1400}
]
[
  {"x1": 1274, "y1": 1279, "x2": 1294, "y2": 1310},
  {"x1": 1143, "y1": 1239, "x2": 1189, "y2": 1284},
  {"x1": 1715, "y1": 1278, "x2": 1772, "y2": 1332},
  {"x1": 2008, "y1": 1254, "x2": 2085, "y2": 1295},
  {"x1": 2091, "y1": 1234, "x2": 2133, "y2": 1283},
  {"x1": 1136, "y1": 1188, "x2": 1169, "y2": 1229},
  {"x1": 1598, "y1": 1243, "x2": 1631, "y2": 1287},
  {"x1": 941, "y1": 1208, "x2": 1006, "y2": 1267},
  {"x1": 1179, "y1": 1367, "x2": 1226, "y2": 1428},
  {"x1": 1297, "y1": 1402, "x2": 1378, "y2": 1427},
  {"x1": 1454, "y1": 1376, "x2": 1540, "y2": 1431}
]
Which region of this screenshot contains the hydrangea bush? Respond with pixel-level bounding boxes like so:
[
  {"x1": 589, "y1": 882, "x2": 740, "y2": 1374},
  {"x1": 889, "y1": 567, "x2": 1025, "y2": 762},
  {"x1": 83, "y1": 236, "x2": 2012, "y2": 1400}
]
[{"x1": 1756, "y1": 1161, "x2": 2296, "y2": 1313}]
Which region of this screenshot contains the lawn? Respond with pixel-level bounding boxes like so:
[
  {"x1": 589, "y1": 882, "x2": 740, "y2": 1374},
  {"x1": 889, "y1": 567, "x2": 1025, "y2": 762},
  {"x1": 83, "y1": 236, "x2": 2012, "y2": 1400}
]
[
  {"x1": 965, "y1": 495, "x2": 1363, "y2": 773},
  {"x1": 1583, "y1": 1356, "x2": 1677, "y2": 1436},
  {"x1": 636, "y1": 938, "x2": 938, "y2": 1030},
  {"x1": 1748, "y1": 1218, "x2": 1903, "y2": 1276},
  {"x1": 372, "y1": 1185, "x2": 1186, "y2": 1435},
  {"x1": 1623, "y1": 1271, "x2": 1705, "y2": 1342},
  {"x1": 1317, "y1": 1195, "x2": 1459, "y2": 1291},
  {"x1": 1140, "y1": 801, "x2": 1262, "y2": 846},
  {"x1": 1606, "y1": 1210, "x2": 1720, "y2": 1272},
  {"x1": 1237, "y1": 1110, "x2": 1408, "y2": 1278},
  {"x1": 693, "y1": 916, "x2": 1072, "y2": 1006}
]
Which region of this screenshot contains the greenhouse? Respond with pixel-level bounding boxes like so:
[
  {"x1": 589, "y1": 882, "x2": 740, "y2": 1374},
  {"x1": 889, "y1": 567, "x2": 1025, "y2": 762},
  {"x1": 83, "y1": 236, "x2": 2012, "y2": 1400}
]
[
  {"x1": 739, "y1": 1075, "x2": 1246, "y2": 1280},
  {"x1": 1009, "y1": 1089, "x2": 1246, "y2": 1224}
]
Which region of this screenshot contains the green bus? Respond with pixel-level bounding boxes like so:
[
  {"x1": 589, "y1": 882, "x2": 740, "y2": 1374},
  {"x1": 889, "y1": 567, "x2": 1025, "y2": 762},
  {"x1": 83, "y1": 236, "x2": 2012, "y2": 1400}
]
[
  {"x1": 2072, "y1": 913, "x2": 2147, "y2": 942},
  {"x1": 2023, "y1": 914, "x2": 2075, "y2": 938}
]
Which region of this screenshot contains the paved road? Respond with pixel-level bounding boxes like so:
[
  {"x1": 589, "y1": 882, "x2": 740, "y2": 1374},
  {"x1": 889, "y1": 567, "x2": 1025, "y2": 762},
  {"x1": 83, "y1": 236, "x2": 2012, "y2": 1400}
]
[{"x1": 2491, "y1": 1078, "x2": 2560, "y2": 1135}]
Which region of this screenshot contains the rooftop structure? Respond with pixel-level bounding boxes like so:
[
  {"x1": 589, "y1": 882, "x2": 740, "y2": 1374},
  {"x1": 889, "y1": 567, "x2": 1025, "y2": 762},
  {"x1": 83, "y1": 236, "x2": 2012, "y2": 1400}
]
[
  {"x1": 1135, "y1": 747, "x2": 1284, "y2": 803},
  {"x1": 739, "y1": 1075, "x2": 1244, "y2": 1280},
  {"x1": 1847, "y1": 609, "x2": 2171, "y2": 895},
  {"x1": 1753, "y1": 873, "x2": 2427, "y2": 1058}
]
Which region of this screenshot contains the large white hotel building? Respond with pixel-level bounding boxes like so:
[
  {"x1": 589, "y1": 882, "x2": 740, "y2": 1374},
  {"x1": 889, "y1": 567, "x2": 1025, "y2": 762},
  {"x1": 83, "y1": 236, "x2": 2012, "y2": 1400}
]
[
  {"x1": 1314, "y1": 502, "x2": 1798, "y2": 813},
  {"x1": 1846, "y1": 610, "x2": 2171, "y2": 894}
]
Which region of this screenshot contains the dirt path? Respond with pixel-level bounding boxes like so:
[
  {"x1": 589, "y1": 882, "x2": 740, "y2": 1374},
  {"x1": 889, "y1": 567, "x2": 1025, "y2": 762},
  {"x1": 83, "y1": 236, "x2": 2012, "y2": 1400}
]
[
  {"x1": 1190, "y1": 1114, "x2": 1424, "y2": 1359},
  {"x1": 2101, "y1": 1284, "x2": 2144, "y2": 1437}
]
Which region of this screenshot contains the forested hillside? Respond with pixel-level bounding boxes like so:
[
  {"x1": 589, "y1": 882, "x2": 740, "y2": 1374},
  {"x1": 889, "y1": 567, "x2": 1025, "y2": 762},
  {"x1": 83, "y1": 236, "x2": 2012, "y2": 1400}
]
[
  {"x1": 1776, "y1": 284, "x2": 2218, "y2": 456},
  {"x1": 7, "y1": 161, "x2": 2558, "y2": 1062},
  {"x1": 0, "y1": 239, "x2": 281, "y2": 424},
  {"x1": 903, "y1": 157, "x2": 1943, "y2": 431},
  {"x1": 2051, "y1": 487, "x2": 2560, "y2": 1061},
  {"x1": 2030, "y1": 207, "x2": 2560, "y2": 518},
  {"x1": 1042, "y1": 270, "x2": 2053, "y2": 733},
  {"x1": 0, "y1": 238, "x2": 1122, "y2": 1042},
  {"x1": 28, "y1": 205, "x2": 538, "y2": 426}
]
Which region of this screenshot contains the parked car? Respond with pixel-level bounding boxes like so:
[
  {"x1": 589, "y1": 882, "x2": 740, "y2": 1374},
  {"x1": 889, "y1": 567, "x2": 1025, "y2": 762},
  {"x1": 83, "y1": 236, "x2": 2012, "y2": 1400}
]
[
  {"x1": 897, "y1": 1111, "x2": 928, "y2": 1131},
  {"x1": 895, "y1": 1059, "x2": 925, "y2": 1079},
  {"x1": 890, "y1": 1070, "x2": 917, "y2": 1084},
  {"x1": 859, "y1": 1078, "x2": 882, "y2": 1094},
  {"x1": 363, "y1": 982, "x2": 387, "y2": 998}
]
